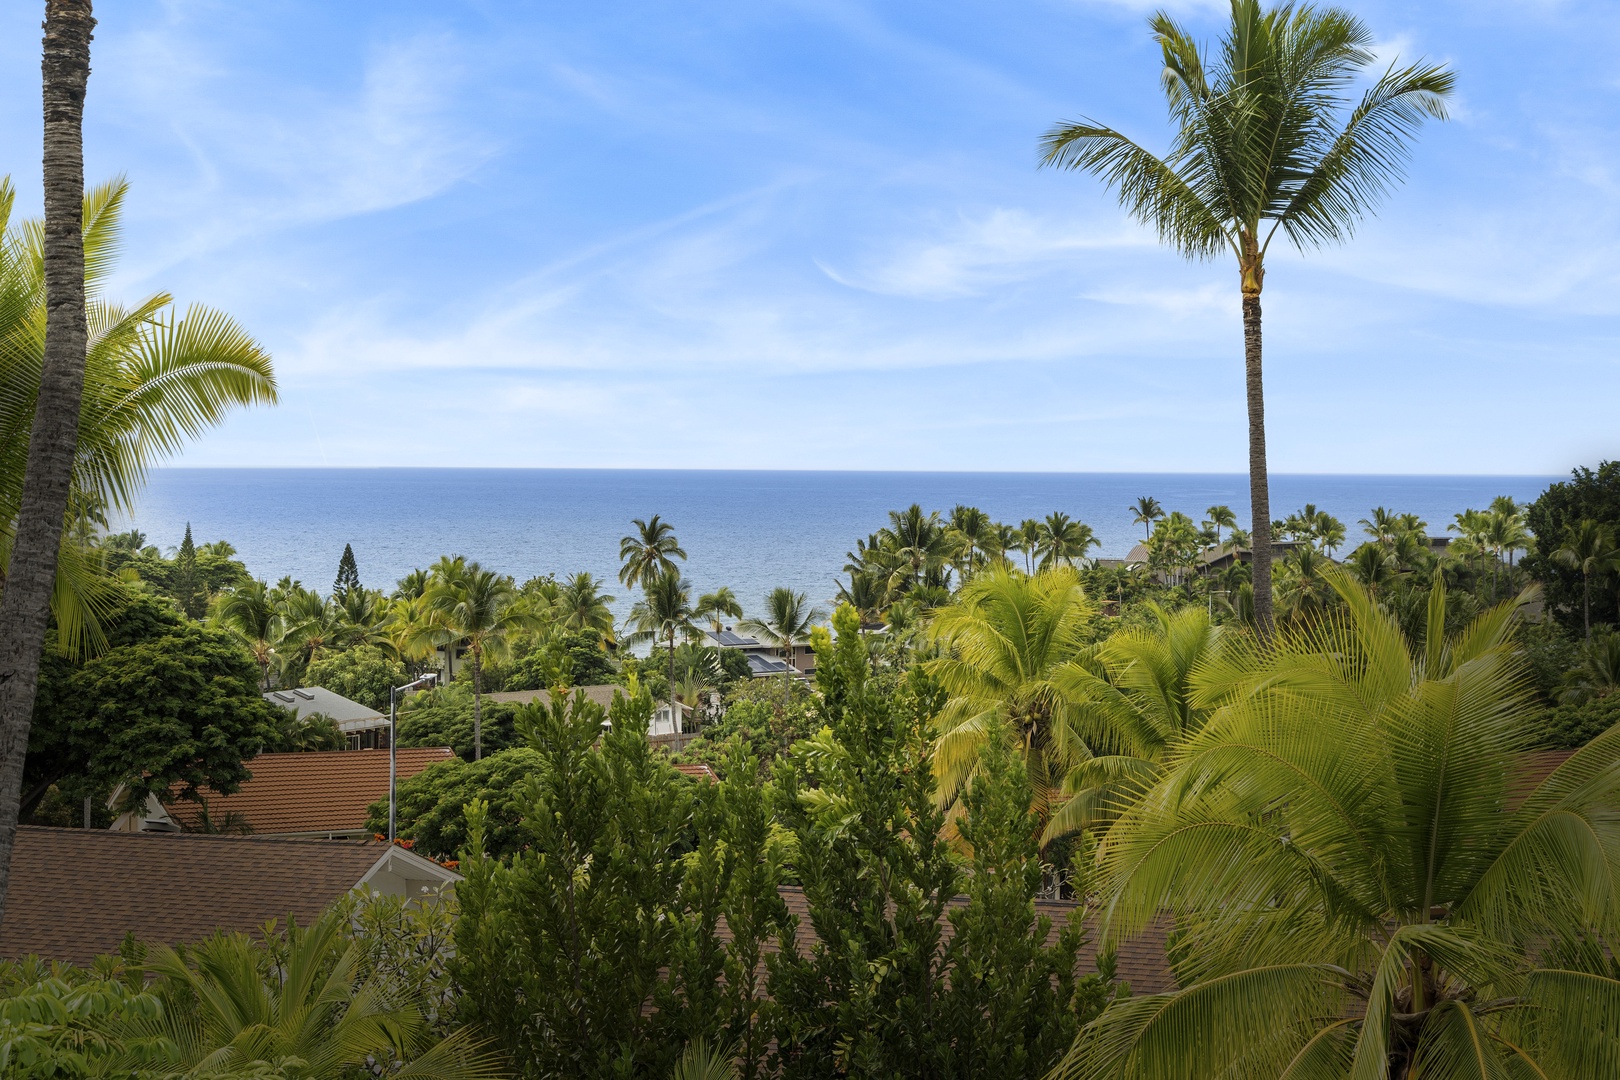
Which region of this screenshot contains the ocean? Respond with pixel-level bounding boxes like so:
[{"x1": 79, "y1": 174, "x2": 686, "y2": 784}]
[{"x1": 122, "y1": 469, "x2": 1560, "y2": 618}]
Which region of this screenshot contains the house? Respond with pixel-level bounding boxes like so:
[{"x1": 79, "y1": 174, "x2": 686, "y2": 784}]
[
  {"x1": 113, "y1": 748, "x2": 455, "y2": 839},
  {"x1": 703, "y1": 627, "x2": 814, "y2": 679},
  {"x1": 0, "y1": 826, "x2": 458, "y2": 965},
  {"x1": 263, "y1": 686, "x2": 389, "y2": 749},
  {"x1": 485, "y1": 685, "x2": 692, "y2": 736}
]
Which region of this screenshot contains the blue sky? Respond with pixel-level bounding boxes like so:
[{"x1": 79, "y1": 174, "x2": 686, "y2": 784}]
[{"x1": 0, "y1": 0, "x2": 1614, "y2": 474}]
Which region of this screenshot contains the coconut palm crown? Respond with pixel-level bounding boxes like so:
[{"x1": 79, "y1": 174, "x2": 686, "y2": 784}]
[{"x1": 1041, "y1": 0, "x2": 1453, "y2": 632}]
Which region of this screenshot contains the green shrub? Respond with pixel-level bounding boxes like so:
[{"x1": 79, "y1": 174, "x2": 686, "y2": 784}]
[
  {"x1": 1538, "y1": 695, "x2": 1620, "y2": 750},
  {"x1": 304, "y1": 644, "x2": 408, "y2": 712}
]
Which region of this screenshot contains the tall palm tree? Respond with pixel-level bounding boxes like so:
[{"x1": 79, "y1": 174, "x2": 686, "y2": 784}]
[
  {"x1": 925, "y1": 565, "x2": 1096, "y2": 844},
  {"x1": 618, "y1": 514, "x2": 686, "y2": 590},
  {"x1": 695, "y1": 584, "x2": 743, "y2": 633},
  {"x1": 1042, "y1": 0, "x2": 1453, "y2": 632},
  {"x1": 1202, "y1": 504, "x2": 1237, "y2": 551},
  {"x1": 1055, "y1": 573, "x2": 1620, "y2": 1080},
  {"x1": 947, "y1": 504, "x2": 994, "y2": 581},
  {"x1": 1129, "y1": 496, "x2": 1164, "y2": 542},
  {"x1": 425, "y1": 563, "x2": 542, "y2": 759},
  {"x1": 1553, "y1": 519, "x2": 1620, "y2": 642},
  {"x1": 1036, "y1": 511, "x2": 1100, "y2": 569},
  {"x1": 213, "y1": 579, "x2": 284, "y2": 690},
  {"x1": 0, "y1": 0, "x2": 96, "y2": 928},
  {"x1": 740, "y1": 586, "x2": 826, "y2": 706},
  {"x1": 624, "y1": 567, "x2": 698, "y2": 730},
  {"x1": 1018, "y1": 518, "x2": 1042, "y2": 575},
  {"x1": 882, "y1": 504, "x2": 953, "y2": 589}
]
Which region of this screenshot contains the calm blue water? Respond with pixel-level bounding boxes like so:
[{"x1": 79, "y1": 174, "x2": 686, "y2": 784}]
[{"x1": 121, "y1": 469, "x2": 1558, "y2": 619}]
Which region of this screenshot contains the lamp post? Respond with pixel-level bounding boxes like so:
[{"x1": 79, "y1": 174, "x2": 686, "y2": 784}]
[{"x1": 389, "y1": 672, "x2": 439, "y2": 843}]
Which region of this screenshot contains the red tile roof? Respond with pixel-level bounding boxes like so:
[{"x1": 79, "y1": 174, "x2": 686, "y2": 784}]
[
  {"x1": 673, "y1": 763, "x2": 717, "y2": 782},
  {"x1": 0, "y1": 826, "x2": 388, "y2": 964},
  {"x1": 166, "y1": 748, "x2": 454, "y2": 836}
]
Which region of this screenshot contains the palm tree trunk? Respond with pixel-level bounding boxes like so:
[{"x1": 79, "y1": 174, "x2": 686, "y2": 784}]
[
  {"x1": 1584, "y1": 573, "x2": 1592, "y2": 642},
  {"x1": 667, "y1": 630, "x2": 679, "y2": 734},
  {"x1": 1242, "y1": 292, "x2": 1275, "y2": 637},
  {"x1": 471, "y1": 648, "x2": 483, "y2": 760},
  {"x1": 0, "y1": 0, "x2": 94, "y2": 926}
]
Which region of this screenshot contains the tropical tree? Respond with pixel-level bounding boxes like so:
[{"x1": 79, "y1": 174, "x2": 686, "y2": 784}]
[
  {"x1": 947, "y1": 504, "x2": 994, "y2": 581},
  {"x1": 625, "y1": 567, "x2": 699, "y2": 728},
  {"x1": 1203, "y1": 504, "x2": 1237, "y2": 552},
  {"x1": 925, "y1": 565, "x2": 1095, "y2": 843},
  {"x1": 1018, "y1": 519, "x2": 1042, "y2": 575},
  {"x1": 1129, "y1": 497, "x2": 1164, "y2": 542},
  {"x1": 213, "y1": 578, "x2": 285, "y2": 690},
  {"x1": 1036, "y1": 511, "x2": 1100, "y2": 570},
  {"x1": 739, "y1": 587, "x2": 826, "y2": 706},
  {"x1": 1046, "y1": 604, "x2": 1228, "y2": 842},
  {"x1": 0, "y1": 1, "x2": 96, "y2": 929},
  {"x1": 425, "y1": 563, "x2": 543, "y2": 759},
  {"x1": 882, "y1": 504, "x2": 953, "y2": 590},
  {"x1": 619, "y1": 514, "x2": 686, "y2": 590},
  {"x1": 695, "y1": 585, "x2": 744, "y2": 633},
  {"x1": 1055, "y1": 572, "x2": 1620, "y2": 1080},
  {"x1": 1560, "y1": 630, "x2": 1620, "y2": 706},
  {"x1": 1041, "y1": 0, "x2": 1453, "y2": 631},
  {"x1": 141, "y1": 908, "x2": 502, "y2": 1078},
  {"x1": 557, "y1": 570, "x2": 616, "y2": 642},
  {"x1": 1552, "y1": 519, "x2": 1620, "y2": 641}
]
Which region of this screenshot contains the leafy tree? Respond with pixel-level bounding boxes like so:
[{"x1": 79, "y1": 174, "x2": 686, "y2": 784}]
[
  {"x1": 332, "y1": 541, "x2": 361, "y2": 598},
  {"x1": 26, "y1": 593, "x2": 281, "y2": 821},
  {"x1": 367, "y1": 747, "x2": 544, "y2": 859},
  {"x1": 1057, "y1": 573, "x2": 1620, "y2": 1080},
  {"x1": 1524, "y1": 462, "x2": 1620, "y2": 635},
  {"x1": 1042, "y1": 0, "x2": 1453, "y2": 631},
  {"x1": 454, "y1": 688, "x2": 702, "y2": 1079},
  {"x1": 619, "y1": 514, "x2": 687, "y2": 590},
  {"x1": 1539, "y1": 694, "x2": 1620, "y2": 751},
  {"x1": 738, "y1": 587, "x2": 826, "y2": 705},
  {"x1": 303, "y1": 643, "x2": 408, "y2": 712},
  {"x1": 494, "y1": 629, "x2": 617, "y2": 692},
  {"x1": 396, "y1": 686, "x2": 522, "y2": 759}
]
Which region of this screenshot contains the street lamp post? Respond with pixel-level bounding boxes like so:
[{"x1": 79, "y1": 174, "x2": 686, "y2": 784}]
[{"x1": 389, "y1": 673, "x2": 439, "y2": 843}]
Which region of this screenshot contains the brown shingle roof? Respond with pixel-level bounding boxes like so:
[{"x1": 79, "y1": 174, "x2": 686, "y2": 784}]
[
  {"x1": 0, "y1": 826, "x2": 388, "y2": 964},
  {"x1": 165, "y1": 748, "x2": 454, "y2": 836}
]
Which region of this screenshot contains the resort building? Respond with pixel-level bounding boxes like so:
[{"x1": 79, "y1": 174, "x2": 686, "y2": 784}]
[
  {"x1": 263, "y1": 686, "x2": 390, "y2": 749},
  {"x1": 702, "y1": 627, "x2": 814, "y2": 679}
]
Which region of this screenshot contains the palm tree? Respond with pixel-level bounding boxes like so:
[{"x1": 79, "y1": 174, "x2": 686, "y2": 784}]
[
  {"x1": 1553, "y1": 519, "x2": 1620, "y2": 642},
  {"x1": 1042, "y1": 1, "x2": 1453, "y2": 632},
  {"x1": 1560, "y1": 630, "x2": 1620, "y2": 705},
  {"x1": 1360, "y1": 505, "x2": 1401, "y2": 545},
  {"x1": 1046, "y1": 605, "x2": 1227, "y2": 843},
  {"x1": 624, "y1": 568, "x2": 699, "y2": 730},
  {"x1": 213, "y1": 579, "x2": 284, "y2": 690},
  {"x1": 1055, "y1": 572, "x2": 1620, "y2": 1080},
  {"x1": 882, "y1": 504, "x2": 953, "y2": 589},
  {"x1": 947, "y1": 504, "x2": 994, "y2": 581},
  {"x1": 557, "y1": 570, "x2": 616, "y2": 642},
  {"x1": 695, "y1": 585, "x2": 743, "y2": 633},
  {"x1": 1036, "y1": 511, "x2": 1101, "y2": 569},
  {"x1": 1202, "y1": 504, "x2": 1237, "y2": 552},
  {"x1": 619, "y1": 514, "x2": 686, "y2": 590},
  {"x1": 0, "y1": 4, "x2": 96, "y2": 928},
  {"x1": 140, "y1": 909, "x2": 502, "y2": 1078},
  {"x1": 739, "y1": 587, "x2": 826, "y2": 705},
  {"x1": 1018, "y1": 518, "x2": 1042, "y2": 574},
  {"x1": 1129, "y1": 497, "x2": 1164, "y2": 542},
  {"x1": 425, "y1": 563, "x2": 542, "y2": 759},
  {"x1": 0, "y1": 180, "x2": 276, "y2": 656},
  {"x1": 393, "y1": 567, "x2": 431, "y2": 599},
  {"x1": 925, "y1": 565, "x2": 1096, "y2": 844}
]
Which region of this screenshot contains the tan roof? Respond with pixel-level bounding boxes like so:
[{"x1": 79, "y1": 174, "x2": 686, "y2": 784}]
[
  {"x1": 759, "y1": 886, "x2": 1174, "y2": 994},
  {"x1": 484, "y1": 685, "x2": 690, "y2": 715},
  {"x1": 0, "y1": 826, "x2": 388, "y2": 964},
  {"x1": 166, "y1": 748, "x2": 454, "y2": 835}
]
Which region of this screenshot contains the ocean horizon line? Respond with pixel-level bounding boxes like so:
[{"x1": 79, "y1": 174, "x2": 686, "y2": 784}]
[{"x1": 148, "y1": 465, "x2": 1568, "y2": 480}]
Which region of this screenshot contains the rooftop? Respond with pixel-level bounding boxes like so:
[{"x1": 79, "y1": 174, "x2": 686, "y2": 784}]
[
  {"x1": 165, "y1": 748, "x2": 454, "y2": 836},
  {"x1": 262, "y1": 686, "x2": 385, "y2": 732},
  {"x1": 0, "y1": 827, "x2": 452, "y2": 964}
]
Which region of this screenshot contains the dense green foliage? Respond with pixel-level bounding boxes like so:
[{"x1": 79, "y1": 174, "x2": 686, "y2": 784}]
[
  {"x1": 304, "y1": 643, "x2": 408, "y2": 712},
  {"x1": 368, "y1": 747, "x2": 545, "y2": 859},
  {"x1": 1523, "y1": 461, "x2": 1620, "y2": 634},
  {"x1": 396, "y1": 686, "x2": 522, "y2": 759},
  {"x1": 26, "y1": 593, "x2": 280, "y2": 821}
]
